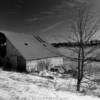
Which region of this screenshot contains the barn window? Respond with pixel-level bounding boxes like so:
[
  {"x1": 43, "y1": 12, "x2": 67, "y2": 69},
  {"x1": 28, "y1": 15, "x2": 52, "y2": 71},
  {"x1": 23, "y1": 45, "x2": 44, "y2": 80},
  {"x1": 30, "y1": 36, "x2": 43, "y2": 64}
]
[
  {"x1": 24, "y1": 42, "x2": 28, "y2": 46},
  {"x1": 43, "y1": 44, "x2": 47, "y2": 47},
  {"x1": 34, "y1": 35, "x2": 45, "y2": 43}
]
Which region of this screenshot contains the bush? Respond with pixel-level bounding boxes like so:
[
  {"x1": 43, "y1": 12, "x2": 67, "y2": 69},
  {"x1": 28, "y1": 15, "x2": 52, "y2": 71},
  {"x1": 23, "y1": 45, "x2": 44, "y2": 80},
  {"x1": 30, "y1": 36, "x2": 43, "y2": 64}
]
[
  {"x1": 60, "y1": 63, "x2": 78, "y2": 78},
  {"x1": 84, "y1": 64, "x2": 100, "y2": 75},
  {"x1": 37, "y1": 60, "x2": 51, "y2": 72}
]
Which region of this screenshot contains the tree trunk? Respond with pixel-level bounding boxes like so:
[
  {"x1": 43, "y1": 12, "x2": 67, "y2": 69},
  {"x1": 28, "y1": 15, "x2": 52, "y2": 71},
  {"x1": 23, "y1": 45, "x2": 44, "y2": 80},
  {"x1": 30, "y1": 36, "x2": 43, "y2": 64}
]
[
  {"x1": 80, "y1": 47, "x2": 84, "y2": 81},
  {"x1": 77, "y1": 47, "x2": 81, "y2": 91},
  {"x1": 77, "y1": 46, "x2": 85, "y2": 91},
  {"x1": 77, "y1": 78, "x2": 81, "y2": 91}
]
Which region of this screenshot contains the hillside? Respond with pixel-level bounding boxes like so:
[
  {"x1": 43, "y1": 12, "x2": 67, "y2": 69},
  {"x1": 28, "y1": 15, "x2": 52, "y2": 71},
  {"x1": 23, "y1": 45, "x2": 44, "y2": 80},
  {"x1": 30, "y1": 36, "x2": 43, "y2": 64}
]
[{"x1": 0, "y1": 69, "x2": 99, "y2": 100}]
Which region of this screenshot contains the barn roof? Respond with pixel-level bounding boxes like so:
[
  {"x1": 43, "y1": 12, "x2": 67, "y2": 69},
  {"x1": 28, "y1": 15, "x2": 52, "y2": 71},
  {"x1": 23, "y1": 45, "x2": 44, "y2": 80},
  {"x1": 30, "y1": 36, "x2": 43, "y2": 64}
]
[{"x1": 1, "y1": 31, "x2": 62, "y2": 60}]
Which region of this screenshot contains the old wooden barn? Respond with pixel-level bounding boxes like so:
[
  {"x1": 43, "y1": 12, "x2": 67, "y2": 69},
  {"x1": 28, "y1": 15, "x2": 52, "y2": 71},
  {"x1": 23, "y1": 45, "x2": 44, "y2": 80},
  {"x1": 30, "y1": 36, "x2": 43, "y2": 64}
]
[{"x1": 0, "y1": 31, "x2": 63, "y2": 72}]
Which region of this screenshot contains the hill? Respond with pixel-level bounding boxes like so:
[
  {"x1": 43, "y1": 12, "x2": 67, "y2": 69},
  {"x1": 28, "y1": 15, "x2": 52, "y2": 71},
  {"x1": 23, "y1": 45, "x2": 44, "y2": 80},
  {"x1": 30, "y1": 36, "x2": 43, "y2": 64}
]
[{"x1": 0, "y1": 69, "x2": 99, "y2": 100}]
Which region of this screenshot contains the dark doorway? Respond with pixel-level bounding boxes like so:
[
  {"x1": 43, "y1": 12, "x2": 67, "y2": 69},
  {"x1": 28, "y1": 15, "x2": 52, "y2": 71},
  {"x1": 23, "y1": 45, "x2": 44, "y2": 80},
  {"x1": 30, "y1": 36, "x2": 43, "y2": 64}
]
[
  {"x1": 0, "y1": 32, "x2": 6, "y2": 66},
  {"x1": 0, "y1": 32, "x2": 6, "y2": 57}
]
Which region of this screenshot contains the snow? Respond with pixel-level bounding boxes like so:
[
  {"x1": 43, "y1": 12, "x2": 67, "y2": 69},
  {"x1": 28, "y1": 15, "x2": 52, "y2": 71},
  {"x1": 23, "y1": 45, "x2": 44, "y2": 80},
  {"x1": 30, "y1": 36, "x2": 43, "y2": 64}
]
[{"x1": 0, "y1": 69, "x2": 99, "y2": 100}]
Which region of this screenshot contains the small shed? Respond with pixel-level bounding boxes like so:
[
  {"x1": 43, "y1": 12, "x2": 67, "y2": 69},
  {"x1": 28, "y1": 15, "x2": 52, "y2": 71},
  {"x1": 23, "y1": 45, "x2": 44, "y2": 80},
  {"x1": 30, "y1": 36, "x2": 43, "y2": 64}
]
[{"x1": 0, "y1": 31, "x2": 63, "y2": 72}]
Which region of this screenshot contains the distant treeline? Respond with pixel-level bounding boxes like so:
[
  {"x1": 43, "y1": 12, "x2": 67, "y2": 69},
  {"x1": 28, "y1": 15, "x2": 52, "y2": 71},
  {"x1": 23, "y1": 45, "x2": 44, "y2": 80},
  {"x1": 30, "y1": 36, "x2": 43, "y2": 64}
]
[
  {"x1": 86, "y1": 57, "x2": 100, "y2": 62},
  {"x1": 51, "y1": 40, "x2": 100, "y2": 48}
]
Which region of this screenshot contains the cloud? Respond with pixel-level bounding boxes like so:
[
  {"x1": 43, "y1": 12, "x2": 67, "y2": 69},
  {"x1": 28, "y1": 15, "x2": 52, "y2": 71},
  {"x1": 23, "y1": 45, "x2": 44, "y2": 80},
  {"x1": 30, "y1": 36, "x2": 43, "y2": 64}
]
[
  {"x1": 26, "y1": 18, "x2": 39, "y2": 22},
  {"x1": 49, "y1": 0, "x2": 88, "y2": 14},
  {"x1": 40, "y1": 11, "x2": 55, "y2": 15},
  {"x1": 92, "y1": 0, "x2": 100, "y2": 9},
  {"x1": 39, "y1": 21, "x2": 65, "y2": 33},
  {"x1": 26, "y1": 0, "x2": 91, "y2": 23}
]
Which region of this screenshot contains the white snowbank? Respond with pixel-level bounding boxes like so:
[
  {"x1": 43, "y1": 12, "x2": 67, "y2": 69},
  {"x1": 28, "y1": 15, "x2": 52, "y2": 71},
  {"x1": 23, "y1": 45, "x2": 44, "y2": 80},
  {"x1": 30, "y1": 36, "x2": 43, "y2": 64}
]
[{"x1": 0, "y1": 69, "x2": 99, "y2": 100}]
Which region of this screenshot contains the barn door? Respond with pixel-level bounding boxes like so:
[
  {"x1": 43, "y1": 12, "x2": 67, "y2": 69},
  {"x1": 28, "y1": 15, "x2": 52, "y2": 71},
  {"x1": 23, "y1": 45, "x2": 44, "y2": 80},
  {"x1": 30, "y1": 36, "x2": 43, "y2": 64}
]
[{"x1": 17, "y1": 56, "x2": 26, "y2": 72}]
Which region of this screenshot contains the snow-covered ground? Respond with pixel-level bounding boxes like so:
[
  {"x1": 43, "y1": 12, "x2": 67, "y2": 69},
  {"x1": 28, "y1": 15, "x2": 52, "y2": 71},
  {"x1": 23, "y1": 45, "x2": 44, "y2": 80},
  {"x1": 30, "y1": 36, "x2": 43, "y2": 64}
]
[{"x1": 0, "y1": 69, "x2": 99, "y2": 100}]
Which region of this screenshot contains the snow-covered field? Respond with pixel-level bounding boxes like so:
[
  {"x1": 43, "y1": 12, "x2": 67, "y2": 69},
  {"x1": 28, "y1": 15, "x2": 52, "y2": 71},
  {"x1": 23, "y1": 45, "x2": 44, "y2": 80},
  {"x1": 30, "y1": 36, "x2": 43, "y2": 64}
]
[{"x1": 0, "y1": 69, "x2": 99, "y2": 100}]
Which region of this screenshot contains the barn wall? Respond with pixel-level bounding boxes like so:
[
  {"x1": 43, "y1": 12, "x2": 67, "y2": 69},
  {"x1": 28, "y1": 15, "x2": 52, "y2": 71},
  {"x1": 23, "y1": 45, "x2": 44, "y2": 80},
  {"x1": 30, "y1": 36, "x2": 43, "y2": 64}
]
[
  {"x1": 6, "y1": 39, "x2": 26, "y2": 71},
  {"x1": 26, "y1": 57, "x2": 63, "y2": 72},
  {"x1": 6, "y1": 39, "x2": 21, "y2": 57},
  {"x1": 6, "y1": 39, "x2": 63, "y2": 72},
  {"x1": 48, "y1": 57, "x2": 63, "y2": 66}
]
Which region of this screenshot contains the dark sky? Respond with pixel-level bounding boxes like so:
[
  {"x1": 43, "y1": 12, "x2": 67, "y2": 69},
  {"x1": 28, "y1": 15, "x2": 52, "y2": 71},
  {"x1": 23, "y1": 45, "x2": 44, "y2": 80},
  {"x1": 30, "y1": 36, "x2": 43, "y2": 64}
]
[
  {"x1": 0, "y1": 0, "x2": 55, "y2": 17},
  {"x1": 0, "y1": 0, "x2": 63, "y2": 33},
  {"x1": 0, "y1": 0, "x2": 61, "y2": 21},
  {"x1": 0, "y1": 0, "x2": 99, "y2": 37}
]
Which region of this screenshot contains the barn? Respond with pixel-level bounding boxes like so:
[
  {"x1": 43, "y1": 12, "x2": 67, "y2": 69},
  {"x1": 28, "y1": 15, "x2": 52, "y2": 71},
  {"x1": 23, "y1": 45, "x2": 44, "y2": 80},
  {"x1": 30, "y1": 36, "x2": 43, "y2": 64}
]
[{"x1": 0, "y1": 31, "x2": 63, "y2": 72}]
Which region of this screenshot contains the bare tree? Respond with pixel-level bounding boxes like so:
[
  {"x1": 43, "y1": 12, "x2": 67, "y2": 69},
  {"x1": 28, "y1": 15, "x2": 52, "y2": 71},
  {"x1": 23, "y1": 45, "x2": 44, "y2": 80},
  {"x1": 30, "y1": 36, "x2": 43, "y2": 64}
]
[
  {"x1": 67, "y1": 5, "x2": 100, "y2": 91},
  {"x1": 49, "y1": 1, "x2": 100, "y2": 91}
]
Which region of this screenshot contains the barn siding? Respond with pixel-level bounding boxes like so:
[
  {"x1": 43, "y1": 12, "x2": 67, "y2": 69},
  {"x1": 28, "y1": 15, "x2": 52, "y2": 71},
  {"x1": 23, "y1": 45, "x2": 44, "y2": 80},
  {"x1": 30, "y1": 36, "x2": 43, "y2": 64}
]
[
  {"x1": 6, "y1": 39, "x2": 21, "y2": 57},
  {"x1": 6, "y1": 39, "x2": 63, "y2": 72},
  {"x1": 26, "y1": 57, "x2": 63, "y2": 72},
  {"x1": 6, "y1": 39, "x2": 26, "y2": 71}
]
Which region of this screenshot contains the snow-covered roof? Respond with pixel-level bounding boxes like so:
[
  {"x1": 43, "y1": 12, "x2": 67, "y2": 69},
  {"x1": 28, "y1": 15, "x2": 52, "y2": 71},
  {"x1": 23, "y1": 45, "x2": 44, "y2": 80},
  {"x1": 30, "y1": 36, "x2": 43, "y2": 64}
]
[{"x1": 1, "y1": 31, "x2": 62, "y2": 60}]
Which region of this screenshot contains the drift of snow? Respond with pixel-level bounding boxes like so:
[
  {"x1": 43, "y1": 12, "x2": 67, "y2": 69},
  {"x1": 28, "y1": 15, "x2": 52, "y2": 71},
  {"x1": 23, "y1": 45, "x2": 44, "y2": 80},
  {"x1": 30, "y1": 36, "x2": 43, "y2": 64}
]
[{"x1": 0, "y1": 69, "x2": 99, "y2": 100}]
